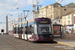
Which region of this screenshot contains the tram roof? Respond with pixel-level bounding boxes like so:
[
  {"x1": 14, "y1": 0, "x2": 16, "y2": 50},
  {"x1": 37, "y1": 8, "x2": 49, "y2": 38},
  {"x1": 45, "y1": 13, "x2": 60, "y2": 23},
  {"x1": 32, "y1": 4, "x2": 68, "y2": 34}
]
[
  {"x1": 22, "y1": 18, "x2": 51, "y2": 24},
  {"x1": 22, "y1": 19, "x2": 34, "y2": 24}
]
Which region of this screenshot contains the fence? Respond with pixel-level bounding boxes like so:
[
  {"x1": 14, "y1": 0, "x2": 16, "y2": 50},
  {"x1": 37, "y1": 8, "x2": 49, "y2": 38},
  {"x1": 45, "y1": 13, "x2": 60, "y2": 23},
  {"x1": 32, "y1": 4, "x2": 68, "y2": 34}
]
[{"x1": 62, "y1": 33, "x2": 75, "y2": 41}]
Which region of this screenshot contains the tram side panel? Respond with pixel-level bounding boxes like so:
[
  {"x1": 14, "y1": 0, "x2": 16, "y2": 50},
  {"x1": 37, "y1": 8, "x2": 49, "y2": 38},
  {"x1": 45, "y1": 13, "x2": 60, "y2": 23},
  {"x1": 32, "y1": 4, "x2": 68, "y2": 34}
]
[
  {"x1": 24, "y1": 21, "x2": 34, "y2": 41},
  {"x1": 22, "y1": 27, "x2": 25, "y2": 39},
  {"x1": 13, "y1": 27, "x2": 16, "y2": 37},
  {"x1": 27, "y1": 25, "x2": 34, "y2": 41},
  {"x1": 16, "y1": 27, "x2": 19, "y2": 38},
  {"x1": 19, "y1": 27, "x2": 22, "y2": 39}
]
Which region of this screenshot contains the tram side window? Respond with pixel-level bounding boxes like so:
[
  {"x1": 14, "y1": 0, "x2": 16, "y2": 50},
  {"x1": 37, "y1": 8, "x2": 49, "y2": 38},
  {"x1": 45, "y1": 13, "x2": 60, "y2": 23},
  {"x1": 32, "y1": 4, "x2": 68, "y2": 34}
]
[
  {"x1": 23, "y1": 27, "x2": 25, "y2": 33},
  {"x1": 30, "y1": 26, "x2": 34, "y2": 33},
  {"x1": 16, "y1": 28, "x2": 17, "y2": 33},
  {"x1": 14, "y1": 28, "x2": 16, "y2": 33},
  {"x1": 28, "y1": 25, "x2": 34, "y2": 34},
  {"x1": 21, "y1": 27, "x2": 23, "y2": 34},
  {"x1": 19, "y1": 28, "x2": 21, "y2": 34},
  {"x1": 28, "y1": 27, "x2": 30, "y2": 34},
  {"x1": 25, "y1": 26, "x2": 27, "y2": 34}
]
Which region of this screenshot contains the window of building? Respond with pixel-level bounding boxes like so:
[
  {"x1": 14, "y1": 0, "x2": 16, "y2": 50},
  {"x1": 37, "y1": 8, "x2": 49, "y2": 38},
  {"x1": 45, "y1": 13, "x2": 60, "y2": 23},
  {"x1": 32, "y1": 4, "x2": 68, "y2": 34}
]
[
  {"x1": 52, "y1": 9, "x2": 53, "y2": 12},
  {"x1": 68, "y1": 16, "x2": 70, "y2": 19},
  {"x1": 68, "y1": 20, "x2": 70, "y2": 24},
  {"x1": 51, "y1": 15, "x2": 52, "y2": 19},
  {"x1": 59, "y1": 20, "x2": 60, "y2": 22},
  {"x1": 49, "y1": 16, "x2": 51, "y2": 18},
  {"x1": 64, "y1": 9, "x2": 66, "y2": 11},
  {"x1": 49, "y1": 11, "x2": 50, "y2": 13}
]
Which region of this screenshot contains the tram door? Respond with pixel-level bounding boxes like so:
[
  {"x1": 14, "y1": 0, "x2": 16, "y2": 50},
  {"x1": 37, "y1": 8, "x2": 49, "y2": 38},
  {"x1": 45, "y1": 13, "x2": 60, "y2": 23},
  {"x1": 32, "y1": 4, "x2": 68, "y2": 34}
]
[
  {"x1": 22, "y1": 27, "x2": 25, "y2": 39},
  {"x1": 19, "y1": 27, "x2": 22, "y2": 39}
]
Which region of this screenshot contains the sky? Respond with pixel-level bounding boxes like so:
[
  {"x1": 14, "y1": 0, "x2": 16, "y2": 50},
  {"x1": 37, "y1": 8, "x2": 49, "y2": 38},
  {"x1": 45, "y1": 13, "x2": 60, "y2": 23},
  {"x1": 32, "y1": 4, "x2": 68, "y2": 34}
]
[{"x1": 0, "y1": 0, "x2": 75, "y2": 33}]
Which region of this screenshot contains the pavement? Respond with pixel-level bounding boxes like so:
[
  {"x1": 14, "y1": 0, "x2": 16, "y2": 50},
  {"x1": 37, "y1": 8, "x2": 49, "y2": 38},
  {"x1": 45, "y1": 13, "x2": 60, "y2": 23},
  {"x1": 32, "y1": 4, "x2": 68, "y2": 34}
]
[{"x1": 54, "y1": 39, "x2": 75, "y2": 47}]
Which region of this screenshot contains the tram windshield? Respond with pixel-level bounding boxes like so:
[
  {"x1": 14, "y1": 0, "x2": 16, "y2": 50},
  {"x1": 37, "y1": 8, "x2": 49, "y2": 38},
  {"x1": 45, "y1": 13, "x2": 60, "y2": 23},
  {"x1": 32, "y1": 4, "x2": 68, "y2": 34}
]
[{"x1": 38, "y1": 24, "x2": 52, "y2": 34}]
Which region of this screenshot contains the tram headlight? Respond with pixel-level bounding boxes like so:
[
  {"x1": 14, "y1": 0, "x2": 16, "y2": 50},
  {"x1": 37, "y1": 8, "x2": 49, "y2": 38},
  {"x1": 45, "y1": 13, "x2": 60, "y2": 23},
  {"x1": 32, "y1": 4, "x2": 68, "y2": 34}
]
[
  {"x1": 50, "y1": 35, "x2": 52, "y2": 37},
  {"x1": 40, "y1": 36, "x2": 41, "y2": 37}
]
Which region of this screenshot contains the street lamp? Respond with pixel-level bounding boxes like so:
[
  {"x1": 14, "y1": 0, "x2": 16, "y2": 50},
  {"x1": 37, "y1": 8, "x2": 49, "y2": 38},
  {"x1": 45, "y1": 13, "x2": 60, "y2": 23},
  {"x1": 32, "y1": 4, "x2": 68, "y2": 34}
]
[
  {"x1": 20, "y1": 13, "x2": 22, "y2": 34},
  {"x1": 23, "y1": 10, "x2": 25, "y2": 21},
  {"x1": 32, "y1": 0, "x2": 34, "y2": 18},
  {"x1": 17, "y1": 7, "x2": 20, "y2": 38},
  {"x1": 32, "y1": 0, "x2": 42, "y2": 18},
  {"x1": 17, "y1": 8, "x2": 19, "y2": 18},
  {"x1": 57, "y1": 0, "x2": 63, "y2": 24}
]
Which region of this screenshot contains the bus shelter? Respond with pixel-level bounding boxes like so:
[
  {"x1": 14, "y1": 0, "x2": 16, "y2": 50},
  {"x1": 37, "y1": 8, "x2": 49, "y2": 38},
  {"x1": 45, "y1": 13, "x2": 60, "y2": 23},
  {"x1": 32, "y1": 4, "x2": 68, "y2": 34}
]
[{"x1": 53, "y1": 24, "x2": 62, "y2": 38}]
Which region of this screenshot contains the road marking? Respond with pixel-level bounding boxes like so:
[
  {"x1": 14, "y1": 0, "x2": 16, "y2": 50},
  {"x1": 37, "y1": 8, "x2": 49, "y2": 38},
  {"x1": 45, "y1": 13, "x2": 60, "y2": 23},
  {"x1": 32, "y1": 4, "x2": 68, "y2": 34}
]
[
  {"x1": 1, "y1": 37, "x2": 21, "y2": 50},
  {"x1": 54, "y1": 40, "x2": 75, "y2": 47},
  {"x1": 0, "y1": 46, "x2": 12, "y2": 47},
  {"x1": 40, "y1": 44, "x2": 63, "y2": 50},
  {"x1": 56, "y1": 41, "x2": 75, "y2": 47},
  {"x1": 9, "y1": 38, "x2": 38, "y2": 50}
]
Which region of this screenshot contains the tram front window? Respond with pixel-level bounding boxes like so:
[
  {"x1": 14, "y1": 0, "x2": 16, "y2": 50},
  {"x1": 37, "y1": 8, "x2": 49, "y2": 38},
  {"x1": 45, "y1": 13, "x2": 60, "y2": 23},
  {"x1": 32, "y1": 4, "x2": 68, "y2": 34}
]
[{"x1": 38, "y1": 24, "x2": 51, "y2": 34}]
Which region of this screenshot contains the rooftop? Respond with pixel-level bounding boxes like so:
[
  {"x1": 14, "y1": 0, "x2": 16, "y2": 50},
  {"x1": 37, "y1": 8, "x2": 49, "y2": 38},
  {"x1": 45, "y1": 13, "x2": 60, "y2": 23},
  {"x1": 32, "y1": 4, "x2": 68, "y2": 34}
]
[
  {"x1": 52, "y1": 2, "x2": 61, "y2": 7},
  {"x1": 63, "y1": 3, "x2": 75, "y2": 7}
]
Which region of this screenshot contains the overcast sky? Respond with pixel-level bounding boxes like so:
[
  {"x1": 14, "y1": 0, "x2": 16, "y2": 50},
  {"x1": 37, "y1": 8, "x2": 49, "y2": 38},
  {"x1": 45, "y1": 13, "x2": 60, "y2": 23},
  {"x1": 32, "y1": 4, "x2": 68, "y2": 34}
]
[{"x1": 0, "y1": 0, "x2": 75, "y2": 33}]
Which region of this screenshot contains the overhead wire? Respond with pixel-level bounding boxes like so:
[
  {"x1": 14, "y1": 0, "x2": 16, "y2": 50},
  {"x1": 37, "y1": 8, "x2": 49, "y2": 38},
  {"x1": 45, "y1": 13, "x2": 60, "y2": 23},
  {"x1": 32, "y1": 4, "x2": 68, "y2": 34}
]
[
  {"x1": 7, "y1": 0, "x2": 19, "y2": 16},
  {"x1": 1, "y1": 0, "x2": 19, "y2": 24}
]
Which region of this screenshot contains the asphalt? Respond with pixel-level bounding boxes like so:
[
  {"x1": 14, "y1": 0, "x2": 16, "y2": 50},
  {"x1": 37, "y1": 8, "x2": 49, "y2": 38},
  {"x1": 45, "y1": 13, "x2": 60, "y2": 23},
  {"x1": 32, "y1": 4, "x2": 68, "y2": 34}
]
[{"x1": 0, "y1": 35, "x2": 75, "y2": 50}]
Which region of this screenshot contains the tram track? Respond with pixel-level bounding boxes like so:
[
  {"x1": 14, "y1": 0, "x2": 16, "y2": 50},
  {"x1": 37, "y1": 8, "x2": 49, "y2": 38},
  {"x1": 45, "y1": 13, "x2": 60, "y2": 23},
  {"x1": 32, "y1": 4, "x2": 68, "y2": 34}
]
[
  {"x1": 9, "y1": 38, "x2": 38, "y2": 50},
  {"x1": 1, "y1": 37, "x2": 21, "y2": 50},
  {"x1": 9, "y1": 37, "x2": 63, "y2": 50},
  {"x1": 1, "y1": 36, "x2": 38, "y2": 50},
  {"x1": 2, "y1": 35, "x2": 63, "y2": 50}
]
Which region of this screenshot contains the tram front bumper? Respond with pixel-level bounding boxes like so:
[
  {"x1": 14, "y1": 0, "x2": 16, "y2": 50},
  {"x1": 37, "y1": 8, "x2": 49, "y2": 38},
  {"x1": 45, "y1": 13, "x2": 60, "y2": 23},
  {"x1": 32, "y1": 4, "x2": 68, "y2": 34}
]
[{"x1": 34, "y1": 36, "x2": 53, "y2": 41}]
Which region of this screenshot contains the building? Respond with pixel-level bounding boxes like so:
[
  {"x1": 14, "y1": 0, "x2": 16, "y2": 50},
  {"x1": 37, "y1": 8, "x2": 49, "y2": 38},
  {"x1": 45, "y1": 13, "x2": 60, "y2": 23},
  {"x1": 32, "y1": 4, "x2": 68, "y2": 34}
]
[
  {"x1": 61, "y1": 11, "x2": 75, "y2": 33},
  {"x1": 36, "y1": 2, "x2": 75, "y2": 21},
  {"x1": 35, "y1": 6, "x2": 48, "y2": 18},
  {"x1": 62, "y1": 11, "x2": 75, "y2": 26},
  {"x1": 47, "y1": 2, "x2": 62, "y2": 20}
]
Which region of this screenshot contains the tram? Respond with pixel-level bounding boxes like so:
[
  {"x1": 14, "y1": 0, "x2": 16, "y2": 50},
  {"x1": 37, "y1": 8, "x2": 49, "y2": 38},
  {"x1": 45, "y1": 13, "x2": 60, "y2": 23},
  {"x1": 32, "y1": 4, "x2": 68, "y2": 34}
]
[
  {"x1": 14, "y1": 18, "x2": 53, "y2": 41},
  {"x1": 13, "y1": 27, "x2": 16, "y2": 37}
]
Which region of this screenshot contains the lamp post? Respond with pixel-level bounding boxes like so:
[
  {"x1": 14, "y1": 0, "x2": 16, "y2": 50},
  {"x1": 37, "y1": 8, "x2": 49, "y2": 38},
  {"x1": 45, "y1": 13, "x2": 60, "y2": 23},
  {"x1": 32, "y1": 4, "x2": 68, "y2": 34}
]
[
  {"x1": 17, "y1": 8, "x2": 19, "y2": 18},
  {"x1": 32, "y1": 0, "x2": 42, "y2": 18},
  {"x1": 17, "y1": 7, "x2": 20, "y2": 38},
  {"x1": 58, "y1": 0, "x2": 63, "y2": 23},
  {"x1": 32, "y1": 0, "x2": 34, "y2": 18},
  {"x1": 23, "y1": 10, "x2": 26, "y2": 21},
  {"x1": 20, "y1": 13, "x2": 22, "y2": 34}
]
